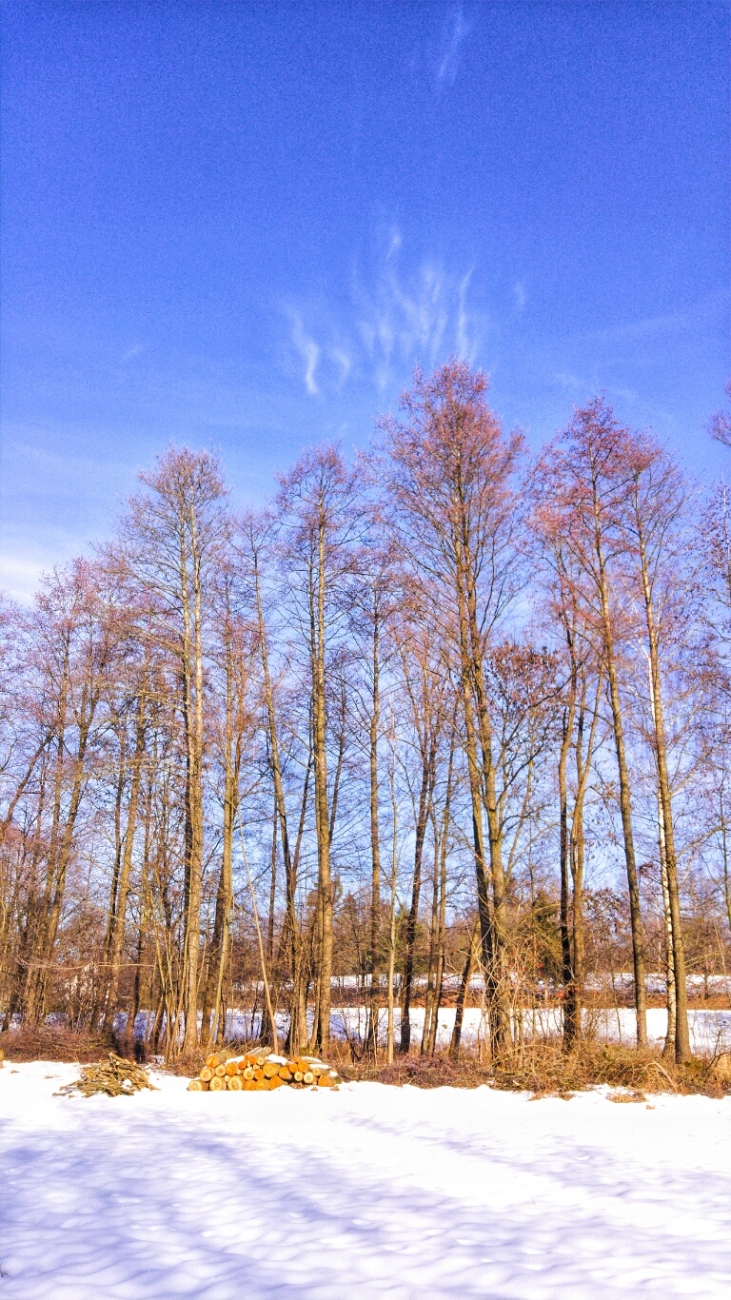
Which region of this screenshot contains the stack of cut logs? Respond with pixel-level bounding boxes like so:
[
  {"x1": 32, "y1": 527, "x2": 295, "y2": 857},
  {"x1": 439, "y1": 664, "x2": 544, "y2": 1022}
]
[{"x1": 187, "y1": 1050, "x2": 341, "y2": 1092}]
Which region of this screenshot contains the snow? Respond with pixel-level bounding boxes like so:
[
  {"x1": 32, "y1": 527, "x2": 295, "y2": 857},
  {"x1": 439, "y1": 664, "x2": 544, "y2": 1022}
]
[
  {"x1": 1, "y1": 1063, "x2": 730, "y2": 1298},
  {"x1": 210, "y1": 1005, "x2": 731, "y2": 1054},
  {"x1": 377, "y1": 1006, "x2": 731, "y2": 1054}
]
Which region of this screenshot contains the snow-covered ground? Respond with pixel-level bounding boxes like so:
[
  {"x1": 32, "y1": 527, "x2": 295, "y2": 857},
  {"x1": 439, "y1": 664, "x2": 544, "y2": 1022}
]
[
  {"x1": 199, "y1": 1005, "x2": 731, "y2": 1055},
  {"x1": 0, "y1": 1062, "x2": 729, "y2": 1298}
]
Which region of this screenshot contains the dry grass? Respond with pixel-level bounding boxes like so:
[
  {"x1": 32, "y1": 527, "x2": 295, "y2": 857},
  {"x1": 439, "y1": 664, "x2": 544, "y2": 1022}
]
[
  {"x1": 2, "y1": 1029, "x2": 728, "y2": 1097},
  {"x1": 337, "y1": 1040, "x2": 731, "y2": 1097},
  {"x1": 0, "y1": 1026, "x2": 113, "y2": 1063}
]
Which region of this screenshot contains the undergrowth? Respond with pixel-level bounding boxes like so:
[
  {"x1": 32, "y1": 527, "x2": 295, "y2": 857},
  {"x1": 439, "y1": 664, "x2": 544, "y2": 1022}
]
[
  {"x1": 0, "y1": 1026, "x2": 112, "y2": 1063},
  {"x1": 2, "y1": 1028, "x2": 729, "y2": 1096},
  {"x1": 335, "y1": 1040, "x2": 731, "y2": 1097}
]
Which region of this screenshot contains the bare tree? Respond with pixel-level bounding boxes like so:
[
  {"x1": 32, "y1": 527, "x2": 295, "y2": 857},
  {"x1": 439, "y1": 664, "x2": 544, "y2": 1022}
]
[
  {"x1": 276, "y1": 446, "x2": 364, "y2": 1056},
  {"x1": 536, "y1": 402, "x2": 649, "y2": 1047},
  {"x1": 119, "y1": 448, "x2": 229, "y2": 1056},
  {"x1": 384, "y1": 361, "x2": 524, "y2": 1057}
]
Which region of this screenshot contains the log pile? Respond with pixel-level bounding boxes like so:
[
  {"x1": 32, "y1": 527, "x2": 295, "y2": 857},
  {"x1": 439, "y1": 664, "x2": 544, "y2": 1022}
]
[
  {"x1": 57, "y1": 1052, "x2": 157, "y2": 1098},
  {"x1": 187, "y1": 1050, "x2": 341, "y2": 1092}
]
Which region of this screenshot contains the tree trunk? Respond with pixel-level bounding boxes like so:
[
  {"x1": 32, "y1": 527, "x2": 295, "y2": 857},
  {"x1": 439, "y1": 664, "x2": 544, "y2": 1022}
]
[
  {"x1": 449, "y1": 921, "x2": 479, "y2": 1060},
  {"x1": 367, "y1": 611, "x2": 382, "y2": 1054},
  {"x1": 311, "y1": 519, "x2": 333, "y2": 1056},
  {"x1": 592, "y1": 505, "x2": 647, "y2": 1048},
  {"x1": 454, "y1": 520, "x2": 511, "y2": 1056},
  {"x1": 638, "y1": 528, "x2": 691, "y2": 1062},
  {"x1": 102, "y1": 690, "x2": 146, "y2": 1037},
  {"x1": 400, "y1": 749, "x2": 434, "y2": 1053}
]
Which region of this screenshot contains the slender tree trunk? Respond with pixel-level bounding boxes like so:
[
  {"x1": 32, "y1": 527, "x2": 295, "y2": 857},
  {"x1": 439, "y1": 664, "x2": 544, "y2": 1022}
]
[
  {"x1": 460, "y1": 667, "x2": 499, "y2": 1052},
  {"x1": 558, "y1": 704, "x2": 576, "y2": 1048},
  {"x1": 422, "y1": 729, "x2": 455, "y2": 1055},
  {"x1": 638, "y1": 530, "x2": 691, "y2": 1061},
  {"x1": 386, "y1": 741, "x2": 398, "y2": 1066},
  {"x1": 425, "y1": 781, "x2": 450, "y2": 1057},
  {"x1": 657, "y1": 801, "x2": 677, "y2": 1056},
  {"x1": 400, "y1": 748, "x2": 434, "y2": 1053},
  {"x1": 286, "y1": 744, "x2": 312, "y2": 1053},
  {"x1": 454, "y1": 520, "x2": 511, "y2": 1055},
  {"x1": 367, "y1": 612, "x2": 382, "y2": 1054},
  {"x1": 102, "y1": 691, "x2": 146, "y2": 1037},
  {"x1": 267, "y1": 809, "x2": 277, "y2": 968},
  {"x1": 592, "y1": 508, "x2": 647, "y2": 1047},
  {"x1": 310, "y1": 521, "x2": 333, "y2": 1056},
  {"x1": 27, "y1": 717, "x2": 94, "y2": 1024},
  {"x1": 181, "y1": 508, "x2": 206, "y2": 1057},
  {"x1": 449, "y1": 921, "x2": 479, "y2": 1060},
  {"x1": 253, "y1": 549, "x2": 307, "y2": 1053},
  {"x1": 603, "y1": 647, "x2": 648, "y2": 1046},
  {"x1": 421, "y1": 820, "x2": 440, "y2": 1057}
]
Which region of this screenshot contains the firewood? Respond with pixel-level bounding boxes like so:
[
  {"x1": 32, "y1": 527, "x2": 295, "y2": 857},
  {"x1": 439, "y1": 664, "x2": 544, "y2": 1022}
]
[
  {"x1": 206, "y1": 1055, "x2": 220, "y2": 1069},
  {"x1": 57, "y1": 1053, "x2": 156, "y2": 1098},
  {"x1": 186, "y1": 1050, "x2": 342, "y2": 1096}
]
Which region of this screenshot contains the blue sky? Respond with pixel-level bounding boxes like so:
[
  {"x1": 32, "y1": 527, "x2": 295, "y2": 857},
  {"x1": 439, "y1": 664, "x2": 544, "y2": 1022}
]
[{"x1": 1, "y1": 1, "x2": 729, "y2": 600}]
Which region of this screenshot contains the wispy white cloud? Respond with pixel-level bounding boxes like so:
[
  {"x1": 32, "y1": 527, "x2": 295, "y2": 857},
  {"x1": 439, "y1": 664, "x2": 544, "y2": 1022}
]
[
  {"x1": 0, "y1": 554, "x2": 47, "y2": 605},
  {"x1": 456, "y1": 271, "x2": 475, "y2": 360},
  {"x1": 573, "y1": 288, "x2": 728, "y2": 348},
  {"x1": 513, "y1": 282, "x2": 527, "y2": 313},
  {"x1": 437, "y1": 9, "x2": 468, "y2": 85},
  {"x1": 553, "y1": 371, "x2": 584, "y2": 393},
  {"x1": 387, "y1": 226, "x2": 402, "y2": 260},
  {"x1": 281, "y1": 229, "x2": 488, "y2": 398},
  {"x1": 328, "y1": 345, "x2": 353, "y2": 386},
  {"x1": 553, "y1": 372, "x2": 642, "y2": 414},
  {"x1": 120, "y1": 343, "x2": 145, "y2": 364},
  {"x1": 289, "y1": 312, "x2": 321, "y2": 396},
  {"x1": 354, "y1": 240, "x2": 484, "y2": 388}
]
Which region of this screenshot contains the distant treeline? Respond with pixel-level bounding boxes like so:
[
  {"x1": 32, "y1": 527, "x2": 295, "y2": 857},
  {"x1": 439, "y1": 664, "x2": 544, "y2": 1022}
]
[{"x1": 1, "y1": 363, "x2": 729, "y2": 1064}]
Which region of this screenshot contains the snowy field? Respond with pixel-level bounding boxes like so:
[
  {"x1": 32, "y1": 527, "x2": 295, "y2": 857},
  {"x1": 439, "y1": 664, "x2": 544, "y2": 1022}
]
[
  {"x1": 194, "y1": 1005, "x2": 731, "y2": 1055},
  {"x1": 329, "y1": 1006, "x2": 731, "y2": 1054},
  {"x1": 1, "y1": 1063, "x2": 730, "y2": 1299}
]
